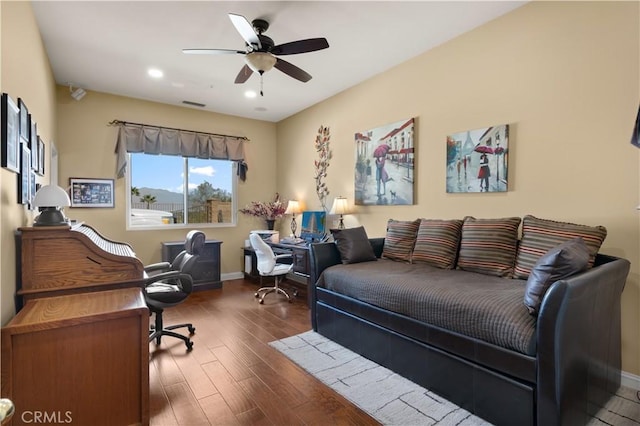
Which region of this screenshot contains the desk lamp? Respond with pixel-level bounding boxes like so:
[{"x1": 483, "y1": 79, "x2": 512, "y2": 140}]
[
  {"x1": 284, "y1": 200, "x2": 302, "y2": 237},
  {"x1": 32, "y1": 185, "x2": 71, "y2": 226},
  {"x1": 330, "y1": 196, "x2": 350, "y2": 229}
]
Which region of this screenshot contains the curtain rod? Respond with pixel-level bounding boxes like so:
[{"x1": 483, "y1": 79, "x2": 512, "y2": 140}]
[{"x1": 108, "y1": 119, "x2": 249, "y2": 141}]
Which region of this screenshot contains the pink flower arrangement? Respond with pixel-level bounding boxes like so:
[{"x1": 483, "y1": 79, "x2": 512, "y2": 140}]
[{"x1": 239, "y1": 193, "x2": 287, "y2": 220}]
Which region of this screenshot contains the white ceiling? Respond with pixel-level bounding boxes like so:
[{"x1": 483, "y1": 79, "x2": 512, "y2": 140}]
[{"x1": 32, "y1": 1, "x2": 526, "y2": 122}]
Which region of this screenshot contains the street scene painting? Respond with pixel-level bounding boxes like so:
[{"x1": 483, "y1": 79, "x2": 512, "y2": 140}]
[
  {"x1": 446, "y1": 124, "x2": 509, "y2": 193},
  {"x1": 354, "y1": 118, "x2": 415, "y2": 205}
]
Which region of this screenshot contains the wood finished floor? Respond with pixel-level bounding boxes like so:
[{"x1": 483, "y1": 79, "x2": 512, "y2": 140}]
[
  {"x1": 150, "y1": 279, "x2": 640, "y2": 426},
  {"x1": 149, "y1": 279, "x2": 379, "y2": 426}
]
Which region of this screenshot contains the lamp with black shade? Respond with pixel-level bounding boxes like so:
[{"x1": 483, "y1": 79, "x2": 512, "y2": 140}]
[
  {"x1": 32, "y1": 184, "x2": 71, "y2": 226},
  {"x1": 284, "y1": 200, "x2": 302, "y2": 237},
  {"x1": 330, "y1": 196, "x2": 350, "y2": 229}
]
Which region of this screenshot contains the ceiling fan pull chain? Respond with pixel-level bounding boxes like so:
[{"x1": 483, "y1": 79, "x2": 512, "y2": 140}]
[{"x1": 260, "y1": 72, "x2": 264, "y2": 96}]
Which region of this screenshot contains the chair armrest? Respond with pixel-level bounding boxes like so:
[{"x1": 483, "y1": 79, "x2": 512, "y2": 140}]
[
  {"x1": 144, "y1": 270, "x2": 183, "y2": 286},
  {"x1": 144, "y1": 262, "x2": 171, "y2": 275},
  {"x1": 275, "y1": 253, "x2": 293, "y2": 260}
]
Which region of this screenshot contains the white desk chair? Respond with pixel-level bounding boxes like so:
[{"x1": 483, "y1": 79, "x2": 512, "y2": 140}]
[{"x1": 249, "y1": 233, "x2": 293, "y2": 304}]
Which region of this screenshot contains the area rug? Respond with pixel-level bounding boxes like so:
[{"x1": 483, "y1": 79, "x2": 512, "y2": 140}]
[{"x1": 269, "y1": 330, "x2": 490, "y2": 425}]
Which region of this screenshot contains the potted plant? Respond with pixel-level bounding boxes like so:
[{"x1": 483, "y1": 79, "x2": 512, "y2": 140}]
[{"x1": 240, "y1": 193, "x2": 287, "y2": 230}]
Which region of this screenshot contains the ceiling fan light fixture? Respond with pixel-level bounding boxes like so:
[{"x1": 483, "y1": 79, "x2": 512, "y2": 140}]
[{"x1": 244, "y1": 52, "x2": 276, "y2": 73}]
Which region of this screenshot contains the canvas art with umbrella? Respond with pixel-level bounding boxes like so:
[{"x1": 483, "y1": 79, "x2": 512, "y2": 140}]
[
  {"x1": 446, "y1": 124, "x2": 509, "y2": 193},
  {"x1": 354, "y1": 118, "x2": 415, "y2": 206}
]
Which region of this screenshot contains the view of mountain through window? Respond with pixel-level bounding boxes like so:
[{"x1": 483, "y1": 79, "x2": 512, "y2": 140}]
[{"x1": 129, "y1": 153, "x2": 236, "y2": 227}]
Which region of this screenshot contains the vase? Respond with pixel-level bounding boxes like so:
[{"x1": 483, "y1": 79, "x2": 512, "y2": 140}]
[{"x1": 266, "y1": 219, "x2": 275, "y2": 230}]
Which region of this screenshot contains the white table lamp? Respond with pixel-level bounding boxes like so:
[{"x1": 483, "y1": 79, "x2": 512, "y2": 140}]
[
  {"x1": 330, "y1": 197, "x2": 350, "y2": 229},
  {"x1": 32, "y1": 185, "x2": 71, "y2": 226}
]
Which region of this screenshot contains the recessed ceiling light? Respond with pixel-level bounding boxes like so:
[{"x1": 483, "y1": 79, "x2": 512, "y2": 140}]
[
  {"x1": 255, "y1": 107, "x2": 267, "y2": 112},
  {"x1": 148, "y1": 68, "x2": 163, "y2": 78},
  {"x1": 244, "y1": 90, "x2": 257, "y2": 99}
]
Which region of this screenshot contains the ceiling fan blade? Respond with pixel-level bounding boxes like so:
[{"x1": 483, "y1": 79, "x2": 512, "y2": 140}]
[
  {"x1": 274, "y1": 58, "x2": 312, "y2": 83},
  {"x1": 182, "y1": 48, "x2": 245, "y2": 55},
  {"x1": 271, "y1": 38, "x2": 329, "y2": 56},
  {"x1": 229, "y1": 13, "x2": 261, "y2": 50},
  {"x1": 234, "y1": 64, "x2": 254, "y2": 84}
]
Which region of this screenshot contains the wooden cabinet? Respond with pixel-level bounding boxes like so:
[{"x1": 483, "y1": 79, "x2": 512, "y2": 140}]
[
  {"x1": 161, "y1": 239, "x2": 222, "y2": 290},
  {"x1": 1, "y1": 288, "x2": 149, "y2": 426}
]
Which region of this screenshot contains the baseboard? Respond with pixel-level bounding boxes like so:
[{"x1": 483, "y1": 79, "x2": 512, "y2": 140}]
[
  {"x1": 622, "y1": 370, "x2": 640, "y2": 390},
  {"x1": 222, "y1": 271, "x2": 244, "y2": 281}
]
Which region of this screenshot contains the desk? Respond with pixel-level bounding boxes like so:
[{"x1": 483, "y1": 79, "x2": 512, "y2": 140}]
[
  {"x1": 1, "y1": 288, "x2": 149, "y2": 426},
  {"x1": 243, "y1": 242, "x2": 311, "y2": 306}
]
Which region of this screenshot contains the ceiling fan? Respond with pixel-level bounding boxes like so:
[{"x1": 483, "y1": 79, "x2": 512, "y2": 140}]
[{"x1": 183, "y1": 13, "x2": 329, "y2": 95}]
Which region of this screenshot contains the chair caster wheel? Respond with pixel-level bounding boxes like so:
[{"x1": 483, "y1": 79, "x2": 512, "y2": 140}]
[
  {"x1": 259, "y1": 299, "x2": 264, "y2": 304},
  {"x1": 186, "y1": 341, "x2": 194, "y2": 351},
  {"x1": 254, "y1": 292, "x2": 259, "y2": 298},
  {"x1": 188, "y1": 326, "x2": 195, "y2": 334}
]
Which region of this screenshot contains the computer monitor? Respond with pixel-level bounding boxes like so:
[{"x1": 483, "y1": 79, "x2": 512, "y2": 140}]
[{"x1": 300, "y1": 211, "x2": 327, "y2": 243}]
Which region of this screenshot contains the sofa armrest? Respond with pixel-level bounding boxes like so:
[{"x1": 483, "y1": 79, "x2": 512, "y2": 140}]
[
  {"x1": 536, "y1": 255, "x2": 630, "y2": 425},
  {"x1": 309, "y1": 242, "x2": 341, "y2": 330}
]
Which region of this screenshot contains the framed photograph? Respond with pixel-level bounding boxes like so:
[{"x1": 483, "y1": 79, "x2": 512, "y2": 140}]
[
  {"x1": 18, "y1": 143, "x2": 31, "y2": 204},
  {"x1": 354, "y1": 118, "x2": 415, "y2": 206},
  {"x1": 18, "y1": 98, "x2": 29, "y2": 142},
  {"x1": 30, "y1": 170, "x2": 37, "y2": 206},
  {"x1": 446, "y1": 124, "x2": 510, "y2": 193},
  {"x1": 37, "y1": 137, "x2": 45, "y2": 175},
  {"x1": 1, "y1": 93, "x2": 20, "y2": 173},
  {"x1": 300, "y1": 210, "x2": 327, "y2": 243},
  {"x1": 30, "y1": 119, "x2": 38, "y2": 170},
  {"x1": 70, "y1": 178, "x2": 115, "y2": 208}
]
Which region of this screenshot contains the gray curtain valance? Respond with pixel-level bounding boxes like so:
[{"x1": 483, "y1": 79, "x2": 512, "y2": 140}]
[{"x1": 114, "y1": 121, "x2": 247, "y2": 178}]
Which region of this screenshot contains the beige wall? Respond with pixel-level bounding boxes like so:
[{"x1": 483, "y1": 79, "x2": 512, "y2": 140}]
[
  {"x1": 1, "y1": 0, "x2": 638, "y2": 379},
  {"x1": 56, "y1": 88, "x2": 278, "y2": 273},
  {"x1": 277, "y1": 1, "x2": 640, "y2": 375},
  {"x1": 0, "y1": 1, "x2": 56, "y2": 324}
]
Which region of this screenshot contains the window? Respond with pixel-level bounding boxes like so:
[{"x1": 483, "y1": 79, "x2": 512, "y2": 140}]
[{"x1": 127, "y1": 153, "x2": 237, "y2": 228}]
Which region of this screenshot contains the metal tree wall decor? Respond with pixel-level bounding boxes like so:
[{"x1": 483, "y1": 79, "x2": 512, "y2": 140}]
[{"x1": 314, "y1": 125, "x2": 332, "y2": 211}]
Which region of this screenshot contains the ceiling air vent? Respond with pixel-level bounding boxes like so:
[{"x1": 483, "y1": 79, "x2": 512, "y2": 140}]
[{"x1": 182, "y1": 100, "x2": 206, "y2": 108}]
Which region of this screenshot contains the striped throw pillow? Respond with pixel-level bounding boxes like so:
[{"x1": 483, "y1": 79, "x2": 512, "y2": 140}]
[
  {"x1": 513, "y1": 215, "x2": 607, "y2": 279},
  {"x1": 382, "y1": 219, "x2": 420, "y2": 262},
  {"x1": 412, "y1": 219, "x2": 463, "y2": 269},
  {"x1": 458, "y1": 216, "x2": 521, "y2": 277}
]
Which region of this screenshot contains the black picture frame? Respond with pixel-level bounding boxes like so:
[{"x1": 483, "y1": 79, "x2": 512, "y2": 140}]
[
  {"x1": 37, "y1": 137, "x2": 45, "y2": 176},
  {"x1": 70, "y1": 178, "x2": 115, "y2": 208},
  {"x1": 30, "y1": 170, "x2": 37, "y2": 208},
  {"x1": 1, "y1": 93, "x2": 20, "y2": 173},
  {"x1": 18, "y1": 143, "x2": 31, "y2": 204},
  {"x1": 631, "y1": 104, "x2": 640, "y2": 148},
  {"x1": 30, "y1": 119, "x2": 38, "y2": 171},
  {"x1": 18, "y1": 98, "x2": 29, "y2": 142}
]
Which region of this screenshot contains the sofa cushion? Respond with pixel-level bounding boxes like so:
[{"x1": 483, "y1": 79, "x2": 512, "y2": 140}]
[
  {"x1": 524, "y1": 237, "x2": 590, "y2": 316},
  {"x1": 331, "y1": 226, "x2": 377, "y2": 264},
  {"x1": 412, "y1": 219, "x2": 463, "y2": 269},
  {"x1": 458, "y1": 216, "x2": 521, "y2": 277},
  {"x1": 514, "y1": 215, "x2": 607, "y2": 279},
  {"x1": 382, "y1": 219, "x2": 420, "y2": 263}
]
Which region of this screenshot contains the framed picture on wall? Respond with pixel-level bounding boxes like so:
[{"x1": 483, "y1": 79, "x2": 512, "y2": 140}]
[
  {"x1": 18, "y1": 143, "x2": 31, "y2": 204},
  {"x1": 446, "y1": 124, "x2": 510, "y2": 194},
  {"x1": 18, "y1": 98, "x2": 30, "y2": 142},
  {"x1": 354, "y1": 118, "x2": 415, "y2": 206},
  {"x1": 69, "y1": 178, "x2": 115, "y2": 208},
  {"x1": 37, "y1": 137, "x2": 45, "y2": 175},
  {"x1": 30, "y1": 119, "x2": 38, "y2": 171},
  {"x1": 1, "y1": 93, "x2": 20, "y2": 173}
]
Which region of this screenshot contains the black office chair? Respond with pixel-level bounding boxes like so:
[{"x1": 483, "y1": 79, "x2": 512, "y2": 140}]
[{"x1": 144, "y1": 230, "x2": 205, "y2": 351}]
